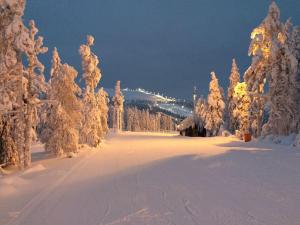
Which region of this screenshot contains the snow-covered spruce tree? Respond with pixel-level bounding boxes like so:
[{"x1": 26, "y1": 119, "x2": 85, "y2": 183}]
[
  {"x1": 195, "y1": 97, "x2": 208, "y2": 130},
  {"x1": 0, "y1": 1, "x2": 47, "y2": 168},
  {"x1": 227, "y1": 58, "x2": 241, "y2": 133},
  {"x1": 23, "y1": 20, "x2": 48, "y2": 167},
  {"x1": 244, "y1": 2, "x2": 283, "y2": 137},
  {"x1": 79, "y1": 35, "x2": 104, "y2": 147},
  {"x1": 263, "y1": 19, "x2": 300, "y2": 136},
  {"x1": 233, "y1": 82, "x2": 251, "y2": 138},
  {"x1": 113, "y1": 80, "x2": 124, "y2": 132},
  {"x1": 286, "y1": 22, "x2": 300, "y2": 132},
  {"x1": 43, "y1": 48, "x2": 82, "y2": 157},
  {"x1": 0, "y1": 0, "x2": 27, "y2": 166},
  {"x1": 205, "y1": 72, "x2": 225, "y2": 136},
  {"x1": 96, "y1": 88, "x2": 109, "y2": 135}
]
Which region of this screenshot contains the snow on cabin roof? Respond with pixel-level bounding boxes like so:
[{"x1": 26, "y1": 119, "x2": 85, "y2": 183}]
[{"x1": 177, "y1": 116, "x2": 195, "y2": 131}]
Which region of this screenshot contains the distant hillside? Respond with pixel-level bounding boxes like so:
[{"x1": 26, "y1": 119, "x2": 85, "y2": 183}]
[
  {"x1": 105, "y1": 88, "x2": 193, "y2": 118},
  {"x1": 105, "y1": 88, "x2": 176, "y2": 103}
]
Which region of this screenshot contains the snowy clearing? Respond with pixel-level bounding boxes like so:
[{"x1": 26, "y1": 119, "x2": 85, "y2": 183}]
[{"x1": 1, "y1": 132, "x2": 300, "y2": 225}]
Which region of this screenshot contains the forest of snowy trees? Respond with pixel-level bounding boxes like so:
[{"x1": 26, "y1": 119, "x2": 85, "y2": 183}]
[
  {"x1": 0, "y1": 0, "x2": 177, "y2": 169},
  {"x1": 0, "y1": 1, "x2": 111, "y2": 168},
  {"x1": 194, "y1": 2, "x2": 300, "y2": 144},
  {"x1": 1, "y1": 1, "x2": 300, "y2": 170},
  {"x1": 126, "y1": 107, "x2": 175, "y2": 132}
]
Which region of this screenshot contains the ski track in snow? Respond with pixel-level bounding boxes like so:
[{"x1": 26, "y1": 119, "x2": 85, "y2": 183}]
[
  {"x1": 6, "y1": 151, "x2": 96, "y2": 225},
  {"x1": 1, "y1": 132, "x2": 300, "y2": 225}
]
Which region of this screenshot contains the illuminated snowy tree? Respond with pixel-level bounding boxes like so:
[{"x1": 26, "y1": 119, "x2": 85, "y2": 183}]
[
  {"x1": 79, "y1": 35, "x2": 101, "y2": 94},
  {"x1": 23, "y1": 20, "x2": 48, "y2": 167},
  {"x1": 79, "y1": 35, "x2": 106, "y2": 147},
  {"x1": 0, "y1": 1, "x2": 47, "y2": 168},
  {"x1": 233, "y1": 82, "x2": 251, "y2": 138},
  {"x1": 287, "y1": 22, "x2": 300, "y2": 132},
  {"x1": 43, "y1": 48, "x2": 82, "y2": 156},
  {"x1": 262, "y1": 18, "x2": 300, "y2": 136},
  {"x1": 0, "y1": 0, "x2": 27, "y2": 166},
  {"x1": 244, "y1": 2, "x2": 283, "y2": 137},
  {"x1": 206, "y1": 72, "x2": 225, "y2": 136},
  {"x1": 227, "y1": 59, "x2": 240, "y2": 133},
  {"x1": 96, "y1": 87, "x2": 109, "y2": 135},
  {"x1": 113, "y1": 81, "x2": 124, "y2": 132}
]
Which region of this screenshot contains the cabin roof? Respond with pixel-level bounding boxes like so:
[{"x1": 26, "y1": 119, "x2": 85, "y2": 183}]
[{"x1": 177, "y1": 116, "x2": 195, "y2": 131}]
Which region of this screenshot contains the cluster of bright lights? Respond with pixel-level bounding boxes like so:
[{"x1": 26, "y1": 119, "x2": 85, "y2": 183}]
[{"x1": 122, "y1": 87, "x2": 176, "y2": 102}]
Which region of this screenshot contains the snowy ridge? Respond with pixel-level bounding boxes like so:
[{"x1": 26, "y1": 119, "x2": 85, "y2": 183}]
[
  {"x1": 157, "y1": 103, "x2": 193, "y2": 118},
  {"x1": 105, "y1": 88, "x2": 192, "y2": 118},
  {"x1": 105, "y1": 88, "x2": 176, "y2": 103}
]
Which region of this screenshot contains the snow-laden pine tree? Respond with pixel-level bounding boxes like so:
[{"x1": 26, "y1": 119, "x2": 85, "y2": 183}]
[
  {"x1": 244, "y1": 2, "x2": 283, "y2": 137},
  {"x1": 43, "y1": 48, "x2": 82, "y2": 157},
  {"x1": 80, "y1": 35, "x2": 101, "y2": 94},
  {"x1": 79, "y1": 35, "x2": 105, "y2": 147},
  {"x1": 96, "y1": 88, "x2": 109, "y2": 135},
  {"x1": 195, "y1": 97, "x2": 208, "y2": 129},
  {"x1": 262, "y1": 17, "x2": 300, "y2": 136},
  {"x1": 227, "y1": 59, "x2": 241, "y2": 133},
  {"x1": 206, "y1": 72, "x2": 225, "y2": 136},
  {"x1": 0, "y1": 0, "x2": 47, "y2": 168},
  {"x1": 286, "y1": 22, "x2": 300, "y2": 132},
  {"x1": 113, "y1": 81, "x2": 124, "y2": 132},
  {"x1": 0, "y1": 0, "x2": 26, "y2": 166},
  {"x1": 233, "y1": 82, "x2": 251, "y2": 138},
  {"x1": 22, "y1": 20, "x2": 48, "y2": 167}
]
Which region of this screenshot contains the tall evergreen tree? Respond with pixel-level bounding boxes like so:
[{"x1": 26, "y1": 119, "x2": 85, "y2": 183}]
[
  {"x1": 227, "y1": 58, "x2": 241, "y2": 133},
  {"x1": 113, "y1": 81, "x2": 124, "y2": 132},
  {"x1": 0, "y1": 0, "x2": 47, "y2": 168},
  {"x1": 263, "y1": 17, "x2": 300, "y2": 136},
  {"x1": 43, "y1": 48, "x2": 82, "y2": 156},
  {"x1": 79, "y1": 35, "x2": 104, "y2": 147},
  {"x1": 244, "y1": 2, "x2": 283, "y2": 137},
  {"x1": 206, "y1": 72, "x2": 225, "y2": 136},
  {"x1": 96, "y1": 88, "x2": 109, "y2": 135},
  {"x1": 233, "y1": 82, "x2": 251, "y2": 138},
  {"x1": 23, "y1": 20, "x2": 48, "y2": 167},
  {"x1": 195, "y1": 97, "x2": 208, "y2": 130}
]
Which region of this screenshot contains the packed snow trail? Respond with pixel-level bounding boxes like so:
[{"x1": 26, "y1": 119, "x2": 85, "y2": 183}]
[{"x1": 1, "y1": 132, "x2": 300, "y2": 225}]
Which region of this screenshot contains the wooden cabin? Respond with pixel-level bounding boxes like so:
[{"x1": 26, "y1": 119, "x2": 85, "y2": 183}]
[{"x1": 177, "y1": 116, "x2": 206, "y2": 137}]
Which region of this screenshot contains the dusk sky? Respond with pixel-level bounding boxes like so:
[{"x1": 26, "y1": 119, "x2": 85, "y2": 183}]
[{"x1": 25, "y1": 0, "x2": 300, "y2": 99}]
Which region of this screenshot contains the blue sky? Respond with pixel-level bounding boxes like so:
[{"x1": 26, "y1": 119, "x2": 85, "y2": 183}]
[{"x1": 25, "y1": 0, "x2": 300, "y2": 99}]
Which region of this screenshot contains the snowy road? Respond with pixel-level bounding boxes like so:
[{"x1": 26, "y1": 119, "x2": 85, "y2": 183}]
[{"x1": 1, "y1": 132, "x2": 300, "y2": 225}]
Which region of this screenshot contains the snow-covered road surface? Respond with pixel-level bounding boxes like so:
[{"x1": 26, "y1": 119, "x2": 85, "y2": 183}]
[{"x1": 1, "y1": 132, "x2": 300, "y2": 225}]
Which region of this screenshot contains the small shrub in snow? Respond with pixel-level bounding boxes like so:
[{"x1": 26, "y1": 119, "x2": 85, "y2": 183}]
[{"x1": 221, "y1": 130, "x2": 231, "y2": 137}]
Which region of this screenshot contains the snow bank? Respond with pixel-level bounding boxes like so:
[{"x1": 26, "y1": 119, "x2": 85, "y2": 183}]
[{"x1": 260, "y1": 133, "x2": 300, "y2": 148}]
